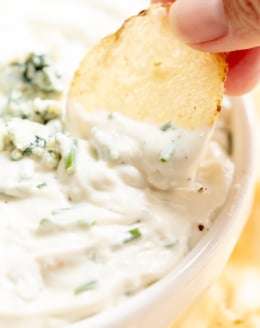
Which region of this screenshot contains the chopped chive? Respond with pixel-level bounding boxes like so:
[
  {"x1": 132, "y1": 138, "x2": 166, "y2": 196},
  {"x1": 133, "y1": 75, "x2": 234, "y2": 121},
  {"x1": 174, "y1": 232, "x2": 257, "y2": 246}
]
[
  {"x1": 37, "y1": 182, "x2": 47, "y2": 189},
  {"x1": 107, "y1": 113, "x2": 114, "y2": 120},
  {"x1": 77, "y1": 220, "x2": 96, "y2": 229},
  {"x1": 39, "y1": 218, "x2": 56, "y2": 231},
  {"x1": 124, "y1": 228, "x2": 142, "y2": 243},
  {"x1": 65, "y1": 139, "x2": 78, "y2": 173},
  {"x1": 160, "y1": 121, "x2": 172, "y2": 132},
  {"x1": 160, "y1": 157, "x2": 167, "y2": 163},
  {"x1": 159, "y1": 143, "x2": 175, "y2": 163},
  {"x1": 125, "y1": 290, "x2": 134, "y2": 297},
  {"x1": 164, "y1": 240, "x2": 178, "y2": 249},
  {"x1": 39, "y1": 218, "x2": 50, "y2": 226},
  {"x1": 74, "y1": 280, "x2": 97, "y2": 295}
]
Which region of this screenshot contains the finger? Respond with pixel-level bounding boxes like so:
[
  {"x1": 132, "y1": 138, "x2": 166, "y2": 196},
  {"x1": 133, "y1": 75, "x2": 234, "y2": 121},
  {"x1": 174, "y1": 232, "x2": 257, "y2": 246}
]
[
  {"x1": 225, "y1": 47, "x2": 260, "y2": 95},
  {"x1": 169, "y1": 0, "x2": 260, "y2": 52}
]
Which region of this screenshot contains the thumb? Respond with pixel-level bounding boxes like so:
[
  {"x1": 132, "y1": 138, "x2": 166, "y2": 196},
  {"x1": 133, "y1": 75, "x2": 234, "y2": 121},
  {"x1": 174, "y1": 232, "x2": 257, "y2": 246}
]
[{"x1": 170, "y1": 0, "x2": 260, "y2": 52}]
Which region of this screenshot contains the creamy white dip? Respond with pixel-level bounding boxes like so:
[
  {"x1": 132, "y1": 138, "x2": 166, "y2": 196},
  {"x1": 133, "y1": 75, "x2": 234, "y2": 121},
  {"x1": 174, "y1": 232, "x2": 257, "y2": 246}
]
[{"x1": 0, "y1": 1, "x2": 234, "y2": 327}]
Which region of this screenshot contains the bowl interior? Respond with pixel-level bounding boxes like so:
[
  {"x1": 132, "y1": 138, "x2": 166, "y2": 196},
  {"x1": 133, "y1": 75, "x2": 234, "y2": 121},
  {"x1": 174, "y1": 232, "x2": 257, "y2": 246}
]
[{"x1": 69, "y1": 97, "x2": 257, "y2": 328}]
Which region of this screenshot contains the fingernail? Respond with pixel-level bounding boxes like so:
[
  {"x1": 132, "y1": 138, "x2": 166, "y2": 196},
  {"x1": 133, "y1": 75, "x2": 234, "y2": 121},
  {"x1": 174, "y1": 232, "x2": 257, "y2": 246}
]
[{"x1": 169, "y1": 0, "x2": 228, "y2": 44}]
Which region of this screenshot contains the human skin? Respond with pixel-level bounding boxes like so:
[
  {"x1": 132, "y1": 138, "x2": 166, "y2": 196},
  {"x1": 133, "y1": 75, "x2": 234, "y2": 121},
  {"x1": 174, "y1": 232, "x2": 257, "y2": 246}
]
[{"x1": 151, "y1": 0, "x2": 260, "y2": 95}]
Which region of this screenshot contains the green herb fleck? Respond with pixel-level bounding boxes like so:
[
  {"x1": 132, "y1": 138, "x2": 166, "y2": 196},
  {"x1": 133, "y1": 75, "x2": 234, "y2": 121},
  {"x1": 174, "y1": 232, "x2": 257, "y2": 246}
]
[
  {"x1": 74, "y1": 280, "x2": 97, "y2": 295},
  {"x1": 65, "y1": 139, "x2": 78, "y2": 173},
  {"x1": 37, "y1": 182, "x2": 47, "y2": 189},
  {"x1": 160, "y1": 157, "x2": 167, "y2": 163},
  {"x1": 77, "y1": 220, "x2": 96, "y2": 229},
  {"x1": 125, "y1": 290, "x2": 134, "y2": 297},
  {"x1": 107, "y1": 113, "x2": 114, "y2": 120},
  {"x1": 39, "y1": 218, "x2": 50, "y2": 226},
  {"x1": 160, "y1": 121, "x2": 172, "y2": 132},
  {"x1": 124, "y1": 228, "x2": 142, "y2": 243},
  {"x1": 38, "y1": 218, "x2": 56, "y2": 232},
  {"x1": 159, "y1": 143, "x2": 175, "y2": 163},
  {"x1": 164, "y1": 240, "x2": 178, "y2": 249}
]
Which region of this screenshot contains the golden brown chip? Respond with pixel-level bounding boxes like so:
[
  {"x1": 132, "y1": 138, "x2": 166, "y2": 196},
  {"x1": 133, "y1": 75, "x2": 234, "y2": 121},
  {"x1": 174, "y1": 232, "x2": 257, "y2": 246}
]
[{"x1": 68, "y1": 4, "x2": 227, "y2": 129}]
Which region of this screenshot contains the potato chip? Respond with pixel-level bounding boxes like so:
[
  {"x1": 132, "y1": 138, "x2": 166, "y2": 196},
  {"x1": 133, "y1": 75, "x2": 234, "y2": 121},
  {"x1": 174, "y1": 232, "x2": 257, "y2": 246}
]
[{"x1": 68, "y1": 4, "x2": 227, "y2": 129}]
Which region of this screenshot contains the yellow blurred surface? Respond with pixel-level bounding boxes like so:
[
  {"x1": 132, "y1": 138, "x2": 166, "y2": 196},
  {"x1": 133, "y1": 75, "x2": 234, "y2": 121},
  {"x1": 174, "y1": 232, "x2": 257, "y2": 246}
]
[{"x1": 172, "y1": 86, "x2": 260, "y2": 328}]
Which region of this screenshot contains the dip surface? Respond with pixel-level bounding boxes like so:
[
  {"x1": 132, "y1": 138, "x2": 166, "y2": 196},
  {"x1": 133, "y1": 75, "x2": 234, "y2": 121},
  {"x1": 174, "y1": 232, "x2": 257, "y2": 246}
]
[{"x1": 0, "y1": 1, "x2": 234, "y2": 327}]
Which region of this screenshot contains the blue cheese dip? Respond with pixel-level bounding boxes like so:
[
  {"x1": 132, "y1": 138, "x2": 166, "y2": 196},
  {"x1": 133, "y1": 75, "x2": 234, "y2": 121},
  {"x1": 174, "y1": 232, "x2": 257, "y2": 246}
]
[
  {"x1": 0, "y1": 3, "x2": 233, "y2": 328},
  {"x1": 0, "y1": 52, "x2": 234, "y2": 327}
]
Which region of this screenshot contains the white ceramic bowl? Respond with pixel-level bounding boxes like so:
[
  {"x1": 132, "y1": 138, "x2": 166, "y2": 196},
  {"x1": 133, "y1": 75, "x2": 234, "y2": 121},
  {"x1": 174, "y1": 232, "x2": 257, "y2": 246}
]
[{"x1": 68, "y1": 97, "x2": 256, "y2": 328}]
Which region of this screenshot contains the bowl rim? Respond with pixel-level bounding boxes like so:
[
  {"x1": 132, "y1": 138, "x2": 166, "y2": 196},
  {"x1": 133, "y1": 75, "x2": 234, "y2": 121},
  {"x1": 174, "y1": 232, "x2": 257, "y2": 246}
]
[{"x1": 69, "y1": 95, "x2": 257, "y2": 328}]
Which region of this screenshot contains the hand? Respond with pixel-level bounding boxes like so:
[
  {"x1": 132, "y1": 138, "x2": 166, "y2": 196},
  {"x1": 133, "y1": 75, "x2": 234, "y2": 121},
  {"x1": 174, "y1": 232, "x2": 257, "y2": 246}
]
[{"x1": 152, "y1": 0, "x2": 260, "y2": 95}]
